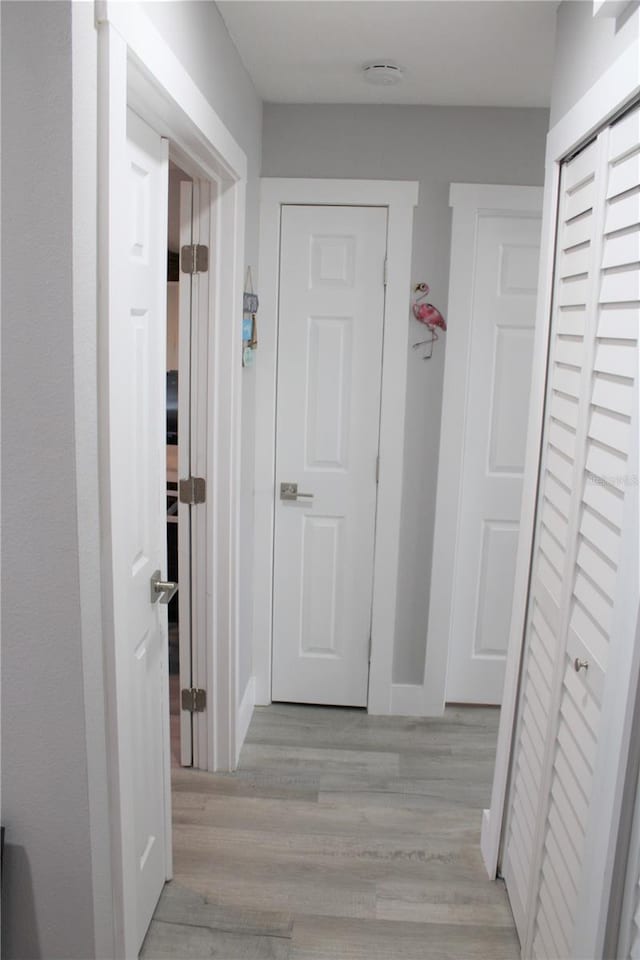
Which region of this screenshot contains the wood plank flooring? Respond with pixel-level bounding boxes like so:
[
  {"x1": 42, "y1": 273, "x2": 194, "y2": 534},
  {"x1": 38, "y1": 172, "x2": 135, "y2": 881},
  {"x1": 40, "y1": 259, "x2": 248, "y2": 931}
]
[{"x1": 141, "y1": 703, "x2": 519, "y2": 959}]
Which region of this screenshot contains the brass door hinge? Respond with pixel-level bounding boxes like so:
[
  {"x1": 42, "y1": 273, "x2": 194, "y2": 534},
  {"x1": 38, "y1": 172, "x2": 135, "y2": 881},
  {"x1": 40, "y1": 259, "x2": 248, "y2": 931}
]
[
  {"x1": 181, "y1": 243, "x2": 209, "y2": 275},
  {"x1": 181, "y1": 688, "x2": 206, "y2": 713},
  {"x1": 179, "y1": 476, "x2": 206, "y2": 505}
]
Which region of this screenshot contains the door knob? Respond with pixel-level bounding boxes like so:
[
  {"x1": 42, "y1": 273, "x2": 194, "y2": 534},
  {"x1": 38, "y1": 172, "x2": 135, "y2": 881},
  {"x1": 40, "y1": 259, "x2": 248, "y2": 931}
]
[
  {"x1": 150, "y1": 569, "x2": 179, "y2": 604},
  {"x1": 280, "y1": 482, "x2": 314, "y2": 502},
  {"x1": 574, "y1": 657, "x2": 589, "y2": 673}
]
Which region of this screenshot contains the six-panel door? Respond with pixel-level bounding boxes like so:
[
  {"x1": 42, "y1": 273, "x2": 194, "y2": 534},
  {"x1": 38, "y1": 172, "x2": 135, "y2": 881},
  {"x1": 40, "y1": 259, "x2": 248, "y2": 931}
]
[
  {"x1": 446, "y1": 213, "x2": 542, "y2": 704},
  {"x1": 118, "y1": 109, "x2": 171, "y2": 950},
  {"x1": 272, "y1": 205, "x2": 387, "y2": 706}
]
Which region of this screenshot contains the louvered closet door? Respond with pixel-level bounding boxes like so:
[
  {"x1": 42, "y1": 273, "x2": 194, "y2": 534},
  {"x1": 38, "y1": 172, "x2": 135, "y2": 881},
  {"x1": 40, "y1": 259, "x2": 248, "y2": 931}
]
[{"x1": 503, "y1": 101, "x2": 640, "y2": 959}]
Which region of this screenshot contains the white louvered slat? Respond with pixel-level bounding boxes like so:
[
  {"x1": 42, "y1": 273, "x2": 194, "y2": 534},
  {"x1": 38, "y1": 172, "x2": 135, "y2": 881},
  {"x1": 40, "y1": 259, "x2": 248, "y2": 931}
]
[
  {"x1": 551, "y1": 365, "x2": 582, "y2": 401},
  {"x1": 503, "y1": 100, "x2": 640, "y2": 959},
  {"x1": 600, "y1": 262, "x2": 640, "y2": 302},
  {"x1": 604, "y1": 189, "x2": 640, "y2": 235},
  {"x1": 548, "y1": 418, "x2": 576, "y2": 459},
  {"x1": 565, "y1": 180, "x2": 595, "y2": 222},
  {"x1": 597, "y1": 303, "x2": 640, "y2": 339},
  {"x1": 550, "y1": 390, "x2": 580, "y2": 430},
  {"x1": 560, "y1": 240, "x2": 591, "y2": 276},
  {"x1": 556, "y1": 304, "x2": 587, "y2": 337},
  {"x1": 609, "y1": 108, "x2": 640, "y2": 161},
  {"x1": 602, "y1": 225, "x2": 640, "y2": 269},
  {"x1": 565, "y1": 139, "x2": 599, "y2": 191},
  {"x1": 589, "y1": 405, "x2": 631, "y2": 453},
  {"x1": 607, "y1": 149, "x2": 640, "y2": 199},
  {"x1": 548, "y1": 790, "x2": 581, "y2": 893},
  {"x1": 501, "y1": 148, "x2": 588, "y2": 945},
  {"x1": 563, "y1": 210, "x2": 594, "y2": 249},
  {"x1": 569, "y1": 598, "x2": 609, "y2": 673},
  {"x1": 554, "y1": 335, "x2": 585, "y2": 367}
]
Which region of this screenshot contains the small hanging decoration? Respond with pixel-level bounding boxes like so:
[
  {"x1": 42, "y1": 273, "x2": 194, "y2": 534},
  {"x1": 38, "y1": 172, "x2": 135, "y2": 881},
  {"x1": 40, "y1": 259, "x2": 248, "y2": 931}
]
[
  {"x1": 412, "y1": 282, "x2": 446, "y2": 360},
  {"x1": 242, "y1": 266, "x2": 258, "y2": 367}
]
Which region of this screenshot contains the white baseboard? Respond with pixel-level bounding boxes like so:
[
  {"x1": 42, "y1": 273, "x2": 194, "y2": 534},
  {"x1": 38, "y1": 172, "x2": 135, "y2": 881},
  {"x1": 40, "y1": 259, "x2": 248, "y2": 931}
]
[
  {"x1": 389, "y1": 683, "x2": 427, "y2": 716},
  {"x1": 236, "y1": 675, "x2": 255, "y2": 764}
]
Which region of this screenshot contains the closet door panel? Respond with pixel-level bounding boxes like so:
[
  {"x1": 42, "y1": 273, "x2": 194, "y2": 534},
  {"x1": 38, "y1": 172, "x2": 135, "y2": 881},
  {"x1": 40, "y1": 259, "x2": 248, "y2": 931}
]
[
  {"x1": 503, "y1": 100, "x2": 639, "y2": 960},
  {"x1": 502, "y1": 143, "x2": 596, "y2": 939},
  {"x1": 572, "y1": 102, "x2": 639, "y2": 958}
]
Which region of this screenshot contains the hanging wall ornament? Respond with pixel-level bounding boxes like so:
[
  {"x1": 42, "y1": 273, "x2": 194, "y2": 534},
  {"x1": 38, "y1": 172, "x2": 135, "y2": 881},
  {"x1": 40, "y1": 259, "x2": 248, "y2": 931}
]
[
  {"x1": 242, "y1": 266, "x2": 259, "y2": 367},
  {"x1": 411, "y1": 282, "x2": 447, "y2": 359}
]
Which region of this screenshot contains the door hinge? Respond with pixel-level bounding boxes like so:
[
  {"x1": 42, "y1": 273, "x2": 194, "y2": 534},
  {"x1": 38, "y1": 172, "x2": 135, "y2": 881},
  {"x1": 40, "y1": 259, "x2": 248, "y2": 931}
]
[
  {"x1": 375, "y1": 455, "x2": 380, "y2": 485},
  {"x1": 181, "y1": 687, "x2": 206, "y2": 713},
  {"x1": 383, "y1": 256, "x2": 388, "y2": 287},
  {"x1": 179, "y1": 476, "x2": 206, "y2": 505},
  {"x1": 181, "y1": 243, "x2": 209, "y2": 275},
  {"x1": 368, "y1": 634, "x2": 373, "y2": 663}
]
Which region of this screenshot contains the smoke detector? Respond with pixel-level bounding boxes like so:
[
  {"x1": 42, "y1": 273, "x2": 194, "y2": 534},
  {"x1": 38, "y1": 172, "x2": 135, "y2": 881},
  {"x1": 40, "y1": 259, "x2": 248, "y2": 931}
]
[{"x1": 362, "y1": 62, "x2": 404, "y2": 86}]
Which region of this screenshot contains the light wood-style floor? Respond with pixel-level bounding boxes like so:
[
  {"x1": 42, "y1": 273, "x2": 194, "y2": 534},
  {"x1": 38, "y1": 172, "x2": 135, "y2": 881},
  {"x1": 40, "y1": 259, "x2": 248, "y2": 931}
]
[{"x1": 141, "y1": 703, "x2": 519, "y2": 959}]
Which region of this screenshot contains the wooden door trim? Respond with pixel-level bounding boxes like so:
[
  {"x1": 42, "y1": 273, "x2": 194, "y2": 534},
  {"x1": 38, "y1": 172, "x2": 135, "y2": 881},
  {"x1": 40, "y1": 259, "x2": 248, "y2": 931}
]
[{"x1": 254, "y1": 179, "x2": 418, "y2": 715}]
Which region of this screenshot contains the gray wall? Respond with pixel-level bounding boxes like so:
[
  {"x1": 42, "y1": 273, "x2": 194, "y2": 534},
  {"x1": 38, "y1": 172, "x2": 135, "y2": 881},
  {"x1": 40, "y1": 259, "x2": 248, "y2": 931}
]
[
  {"x1": 262, "y1": 104, "x2": 549, "y2": 682},
  {"x1": 145, "y1": 1, "x2": 263, "y2": 695},
  {"x1": 1, "y1": 3, "x2": 96, "y2": 956},
  {"x1": 550, "y1": 0, "x2": 640, "y2": 127}
]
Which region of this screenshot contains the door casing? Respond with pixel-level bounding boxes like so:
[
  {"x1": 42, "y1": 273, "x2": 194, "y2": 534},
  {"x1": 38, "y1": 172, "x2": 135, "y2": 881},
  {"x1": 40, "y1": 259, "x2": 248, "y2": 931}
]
[
  {"x1": 254, "y1": 179, "x2": 419, "y2": 715},
  {"x1": 97, "y1": 3, "x2": 247, "y2": 956}
]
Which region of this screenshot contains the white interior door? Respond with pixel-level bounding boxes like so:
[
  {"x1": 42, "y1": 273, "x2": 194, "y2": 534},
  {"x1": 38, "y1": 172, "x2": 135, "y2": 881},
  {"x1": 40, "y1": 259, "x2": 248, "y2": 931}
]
[
  {"x1": 445, "y1": 209, "x2": 542, "y2": 704},
  {"x1": 110, "y1": 109, "x2": 171, "y2": 952},
  {"x1": 272, "y1": 205, "x2": 387, "y2": 706}
]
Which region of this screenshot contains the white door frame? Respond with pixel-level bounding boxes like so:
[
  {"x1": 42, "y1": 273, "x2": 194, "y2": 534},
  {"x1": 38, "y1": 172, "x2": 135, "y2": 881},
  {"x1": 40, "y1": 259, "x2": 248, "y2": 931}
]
[
  {"x1": 482, "y1": 28, "x2": 640, "y2": 928},
  {"x1": 254, "y1": 179, "x2": 418, "y2": 714},
  {"x1": 97, "y1": 2, "x2": 246, "y2": 954},
  {"x1": 423, "y1": 183, "x2": 543, "y2": 716}
]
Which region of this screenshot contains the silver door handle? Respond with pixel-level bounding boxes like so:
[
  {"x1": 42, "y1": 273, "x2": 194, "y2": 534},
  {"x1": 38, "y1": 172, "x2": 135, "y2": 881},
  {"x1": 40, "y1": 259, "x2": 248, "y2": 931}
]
[
  {"x1": 150, "y1": 569, "x2": 179, "y2": 604},
  {"x1": 280, "y1": 482, "x2": 314, "y2": 502}
]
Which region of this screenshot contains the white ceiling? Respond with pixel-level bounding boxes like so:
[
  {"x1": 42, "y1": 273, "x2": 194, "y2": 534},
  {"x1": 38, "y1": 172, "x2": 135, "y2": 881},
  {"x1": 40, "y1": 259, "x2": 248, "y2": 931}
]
[{"x1": 217, "y1": 1, "x2": 557, "y2": 108}]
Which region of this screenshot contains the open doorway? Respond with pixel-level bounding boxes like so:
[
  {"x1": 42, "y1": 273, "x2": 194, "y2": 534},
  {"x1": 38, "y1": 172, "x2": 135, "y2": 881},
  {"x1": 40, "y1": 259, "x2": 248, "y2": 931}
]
[{"x1": 166, "y1": 162, "x2": 192, "y2": 767}]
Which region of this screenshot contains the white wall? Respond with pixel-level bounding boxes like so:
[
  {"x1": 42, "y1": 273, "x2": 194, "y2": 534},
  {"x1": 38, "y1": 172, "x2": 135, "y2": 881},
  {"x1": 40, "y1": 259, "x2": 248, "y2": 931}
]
[
  {"x1": 550, "y1": 0, "x2": 640, "y2": 127},
  {"x1": 145, "y1": 1, "x2": 262, "y2": 695},
  {"x1": 262, "y1": 103, "x2": 549, "y2": 683},
  {"x1": 0, "y1": 2, "x2": 262, "y2": 956}
]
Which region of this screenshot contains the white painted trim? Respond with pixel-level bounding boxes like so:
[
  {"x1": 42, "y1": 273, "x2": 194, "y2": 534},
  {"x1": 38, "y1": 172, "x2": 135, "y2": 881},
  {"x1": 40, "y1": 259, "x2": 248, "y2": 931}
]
[
  {"x1": 423, "y1": 183, "x2": 543, "y2": 718},
  {"x1": 96, "y1": 1, "x2": 246, "y2": 181},
  {"x1": 482, "y1": 28, "x2": 640, "y2": 887},
  {"x1": 390, "y1": 684, "x2": 426, "y2": 717},
  {"x1": 236, "y1": 676, "x2": 256, "y2": 765},
  {"x1": 97, "y1": 3, "x2": 247, "y2": 954},
  {"x1": 253, "y1": 178, "x2": 418, "y2": 714},
  {"x1": 72, "y1": 6, "x2": 115, "y2": 957}
]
